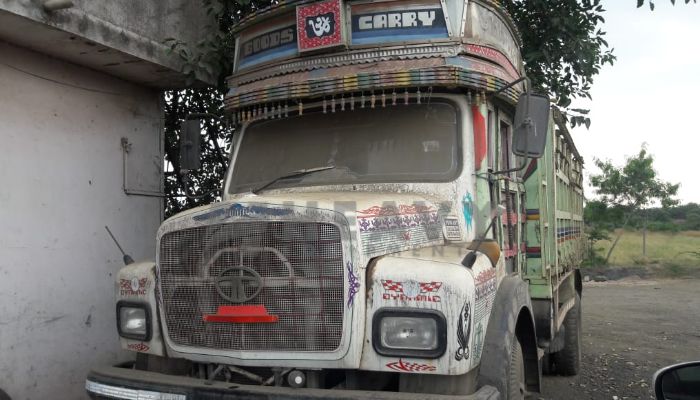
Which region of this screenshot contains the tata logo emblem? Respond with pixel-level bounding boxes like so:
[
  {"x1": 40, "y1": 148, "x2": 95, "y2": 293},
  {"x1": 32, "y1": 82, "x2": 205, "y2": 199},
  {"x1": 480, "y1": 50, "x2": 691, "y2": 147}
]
[
  {"x1": 296, "y1": 0, "x2": 345, "y2": 52},
  {"x1": 215, "y1": 266, "x2": 263, "y2": 303}
]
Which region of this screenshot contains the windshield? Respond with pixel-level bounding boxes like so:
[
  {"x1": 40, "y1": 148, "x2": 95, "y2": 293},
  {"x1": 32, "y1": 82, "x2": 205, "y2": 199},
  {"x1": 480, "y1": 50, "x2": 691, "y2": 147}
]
[{"x1": 228, "y1": 102, "x2": 460, "y2": 194}]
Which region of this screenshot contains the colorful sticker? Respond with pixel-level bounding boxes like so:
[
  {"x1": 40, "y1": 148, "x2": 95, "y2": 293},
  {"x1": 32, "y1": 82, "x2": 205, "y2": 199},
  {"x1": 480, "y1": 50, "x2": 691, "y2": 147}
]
[
  {"x1": 347, "y1": 261, "x2": 361, "y2": 307},
  {"x1": 358, "y1": 204, "x2": 434, "y2": 217},
  {"x1": 462, "y1": 193, "x2": 474, "y2": 232},
  {"x1": 386, "y1": 359, "x2": 436, "y2": 372},
  {"x1": 119, "y1": 277, "x2": 148, "y2": 297},
  {"x1": 381, "y1": 279, "x2": 442, "y2": 303},
  {"x1": 357, "y1": 204, "x2": 442, "y2": 256},
  {"x1": 442, "y1": 217, "x2": 462, "y2": 241},
  {"x1": 474, "y1": 268, "x2": 496, "y2": 302},
  {"x1": 465, "y1": 44, "x2": 520, "y2": 81},
  {"x1": 297, "y1": 0, "x2": 345, "y2": 52},
  {"x1": 126, "y1": 342, "x2": 150, "y2": 352},
  {"x1": 454, "y1": 301, "x2": 471, "y2": 361},
  {"x1": 357, "y1": 205, "x2": 439, "y2": 233}
]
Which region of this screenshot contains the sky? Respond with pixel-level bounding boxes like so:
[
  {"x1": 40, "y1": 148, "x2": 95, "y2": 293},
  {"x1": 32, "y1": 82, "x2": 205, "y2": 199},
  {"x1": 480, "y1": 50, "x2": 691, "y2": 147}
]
[{"x1": 569, "y1": 1, "x2": 700, "y2": 204}]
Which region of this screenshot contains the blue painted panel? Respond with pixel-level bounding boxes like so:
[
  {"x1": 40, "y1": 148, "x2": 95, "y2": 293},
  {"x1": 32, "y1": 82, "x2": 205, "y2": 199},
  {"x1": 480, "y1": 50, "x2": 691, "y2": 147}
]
[
  {"x1": 350, "y1": 7, "x2": 448, "y2": 45},
  {"x1": 238, "y1": 25, "x2": 297, "y2": 69}
]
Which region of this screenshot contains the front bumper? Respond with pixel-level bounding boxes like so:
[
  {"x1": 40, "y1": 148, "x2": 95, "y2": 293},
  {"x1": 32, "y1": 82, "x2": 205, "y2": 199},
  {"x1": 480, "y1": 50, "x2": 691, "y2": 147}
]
[{"x1": 86, "y1": 366, "x2": 499, "y2": 400}]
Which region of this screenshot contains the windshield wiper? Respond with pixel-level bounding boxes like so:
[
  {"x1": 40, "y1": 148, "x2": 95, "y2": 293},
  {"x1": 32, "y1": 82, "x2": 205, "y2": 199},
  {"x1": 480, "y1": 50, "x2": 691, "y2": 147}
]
[{"x1": 251, "y1": 165, "x2": 336, "y2": 195}]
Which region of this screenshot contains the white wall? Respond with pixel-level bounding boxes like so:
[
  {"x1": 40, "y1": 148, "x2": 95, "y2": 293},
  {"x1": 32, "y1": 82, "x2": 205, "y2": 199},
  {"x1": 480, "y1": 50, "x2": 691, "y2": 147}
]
[{"x1": 0, "y1": 41, "x2": 163, "y2": 400}]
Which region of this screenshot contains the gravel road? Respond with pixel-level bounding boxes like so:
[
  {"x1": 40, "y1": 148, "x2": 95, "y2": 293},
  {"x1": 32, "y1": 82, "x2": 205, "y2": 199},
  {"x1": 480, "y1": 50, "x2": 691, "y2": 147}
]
[{"x1": 539, "y1": 278, "x2": 700, "y2": 400}]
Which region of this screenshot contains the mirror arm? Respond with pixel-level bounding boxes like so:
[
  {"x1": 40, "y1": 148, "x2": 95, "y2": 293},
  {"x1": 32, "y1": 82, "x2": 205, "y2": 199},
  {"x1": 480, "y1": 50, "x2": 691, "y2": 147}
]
[
  {"x1": 491, "y1": 116, "x2": 533, "y2": 176},
  {"x1": 490, "y1": 156, "x2": 530, "y2": 176},
  {"x1": 487, "y1": 76, "x2": 530, "y2": 100},
  {"x1": 489, "y1": 75, "x2": 532, "y2": 176}
]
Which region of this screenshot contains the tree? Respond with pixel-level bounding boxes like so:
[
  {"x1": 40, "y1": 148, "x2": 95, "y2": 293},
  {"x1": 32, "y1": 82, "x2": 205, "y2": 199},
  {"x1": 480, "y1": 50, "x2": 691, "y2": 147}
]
[
  {"x1": 163, "y1": 0, "x2": 270, "y2": 217},
  {"x1": 590, "y1": 146, "x2": 679, "y2": 264},
  {"x1": 637, "y1": 0, "x2": 696, "y2": 11},
  {"x1": 502, "y1": 0, "x2": 615, "y2": 128},
  {"x1": 162, "y1": 0, "x2": 689, "y2": 215},
  {"x1": 164, "y1": 88, "x2": 232, "y2": 217},
  {"x1": 163, "y1": 0, "x2": 617, "y2": 214}
]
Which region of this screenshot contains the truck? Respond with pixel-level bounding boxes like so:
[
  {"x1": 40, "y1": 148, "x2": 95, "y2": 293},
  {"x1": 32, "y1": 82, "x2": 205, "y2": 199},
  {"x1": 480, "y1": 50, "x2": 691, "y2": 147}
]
[{"x1": 85, "y1": 0, "x2": 585, "y2": 398}]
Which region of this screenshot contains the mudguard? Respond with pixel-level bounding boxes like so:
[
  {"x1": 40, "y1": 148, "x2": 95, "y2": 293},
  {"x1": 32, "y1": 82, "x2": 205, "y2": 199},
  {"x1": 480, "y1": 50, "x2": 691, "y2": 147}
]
[{"x1": 477, "y1": 276, "x2": 540, "y2": 395}]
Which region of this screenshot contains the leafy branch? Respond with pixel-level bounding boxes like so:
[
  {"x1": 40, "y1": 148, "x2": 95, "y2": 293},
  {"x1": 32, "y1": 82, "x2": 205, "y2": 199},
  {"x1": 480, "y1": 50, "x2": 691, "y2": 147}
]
[{"x1": 637, "y1": 0, "x2": 697, "y2": 11}]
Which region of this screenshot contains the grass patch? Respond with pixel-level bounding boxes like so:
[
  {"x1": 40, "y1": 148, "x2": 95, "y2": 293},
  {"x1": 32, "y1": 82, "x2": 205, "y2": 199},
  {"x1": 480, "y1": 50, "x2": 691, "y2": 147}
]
[{"x1": 594, "y1": 230, "x2": 700, "y2": 268}]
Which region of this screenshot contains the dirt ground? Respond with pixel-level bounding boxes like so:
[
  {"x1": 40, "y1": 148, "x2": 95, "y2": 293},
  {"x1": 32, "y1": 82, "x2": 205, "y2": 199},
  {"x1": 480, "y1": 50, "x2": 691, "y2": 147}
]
[{"x1": 539, "y1": 278, "x2": 700, "y2": 400}]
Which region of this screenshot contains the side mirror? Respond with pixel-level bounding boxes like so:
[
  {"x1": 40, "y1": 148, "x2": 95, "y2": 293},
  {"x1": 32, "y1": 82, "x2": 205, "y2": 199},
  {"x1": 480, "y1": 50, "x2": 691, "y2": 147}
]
[
  {"x1": 179, "y1": 119, "x2": 202, "y2": 171},
  {"x1": 653, "y1": 362, "x2": 700, "y2": 400},
  {"x1": 512, "y1": 93, "x2": 550, "y2": 159}
]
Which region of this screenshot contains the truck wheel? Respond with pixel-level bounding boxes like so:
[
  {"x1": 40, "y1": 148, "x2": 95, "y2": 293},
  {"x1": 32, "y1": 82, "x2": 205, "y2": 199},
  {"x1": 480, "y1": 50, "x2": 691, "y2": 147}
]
[
  {"x1": 541, "y1": 352, "x2": 555, "y2": 376},
  {"x1": 0, "y1": 388, "x2": 11, "y2": 400},
  {"x1": 506, "y1": 337, "x2": 526, "y2": 400},
  {"x1": 553, "y1": 293, "x2": 581, "y2": 376}
]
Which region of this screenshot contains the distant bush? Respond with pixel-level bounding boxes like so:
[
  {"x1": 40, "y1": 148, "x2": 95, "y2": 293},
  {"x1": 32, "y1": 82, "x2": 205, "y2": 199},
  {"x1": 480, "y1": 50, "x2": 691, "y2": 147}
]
[
  {"x1": 584, "y1": 202, "x2": 700, "y2": 232},
  {"x1": 647, "y1": 221, "x2": 681, "y2": 232},
  {"x1": 684, "y1": 212, "x2": 700, "y2": 230}
]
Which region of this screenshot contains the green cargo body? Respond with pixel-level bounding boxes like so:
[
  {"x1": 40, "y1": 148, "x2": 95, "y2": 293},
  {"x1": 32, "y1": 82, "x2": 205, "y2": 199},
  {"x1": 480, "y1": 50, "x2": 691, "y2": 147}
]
[{"x1": 523, "y1": 109, "x2": 585, "y2": 344}]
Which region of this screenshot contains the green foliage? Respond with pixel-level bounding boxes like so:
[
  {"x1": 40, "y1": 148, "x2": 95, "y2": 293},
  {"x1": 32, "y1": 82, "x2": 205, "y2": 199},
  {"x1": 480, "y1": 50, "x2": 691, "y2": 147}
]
[
  {"x1": 164, "y1": 89, "x2": 233, "y2": 217},
  {"x1": 684, "y1": 211, "x2": 700, "y2": 230},
  {"x1": 584, "y1": 200, "x2": 624, "y2": 229},
  {"x1": 502, "y1": 0, "x2": 615, "y2": 128},
  {"x1": 589, "y1": 146, "x2": 679, "y2": 263},
  {"x1": 583, "y1": 223, "x2": 610, "y2": 266},
  {"x1": 590, "y1": 146, "x2": 680, "y2": 210},
  {"x1": 645, "y1": 221, "x2": 680, "y2": 233},
  {"x1": 581, "y1": 252, "x2": 607, "y2": 268},
  {"x1": 165, "y1": 0, "x2": 267, "y2": 86},
  {"x1": 595, "y1": 230, "x2": 700, "y2": 268},
  {"x1": 585, "y1": 202, "x2": 700, "y2": 234},
  {"x1": 637, "y1": 0, "x2": 696, "y2": 11},
  {"x1": 162, "y1": 0, "x2": 274, "y2": 217}
]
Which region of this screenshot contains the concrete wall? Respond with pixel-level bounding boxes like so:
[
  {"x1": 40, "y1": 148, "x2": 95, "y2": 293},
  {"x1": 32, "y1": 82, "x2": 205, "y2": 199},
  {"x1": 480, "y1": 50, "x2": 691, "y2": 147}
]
[
  {"x1": 0, "y1": 41, "x2": 163, "y2": 399},
  {"x1": 0, "y1": 0, "x2": 215, "y2": 87}
]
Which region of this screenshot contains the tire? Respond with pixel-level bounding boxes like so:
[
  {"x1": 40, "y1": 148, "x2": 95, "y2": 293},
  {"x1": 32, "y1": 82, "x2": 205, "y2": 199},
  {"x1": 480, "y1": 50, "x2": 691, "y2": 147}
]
[
  {"x1": 553, "y1": 293, "x2": 582, "y2": 376},
  {"x1": 541, "y1": 352, "x2": 555, "y2": 376},
  {"x1": 506, "y1": 337, "x2": 527, "y2": 400},
  {"x1": 0, "y1": 388, "x2": 11, "y2": 400}
]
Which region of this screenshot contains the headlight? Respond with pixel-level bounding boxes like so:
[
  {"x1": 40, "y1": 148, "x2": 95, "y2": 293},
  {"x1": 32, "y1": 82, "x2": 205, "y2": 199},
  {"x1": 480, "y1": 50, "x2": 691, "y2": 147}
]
[
  {"x1": 373, "y1": 309, "x2": 447, "y2": 358},
  {"x1": 117, "y1": 301, "x2": 151, "y2": 341},
  {"x1": 380, "y1": 316, "x2": 438, "y2": 350}
]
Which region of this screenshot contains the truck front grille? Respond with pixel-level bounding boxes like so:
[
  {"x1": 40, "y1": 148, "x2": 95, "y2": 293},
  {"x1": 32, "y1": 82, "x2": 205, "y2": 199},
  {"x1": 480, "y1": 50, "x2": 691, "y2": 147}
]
[{"x1": 158, "y1": 221, "x2": 344, "y2": 352}]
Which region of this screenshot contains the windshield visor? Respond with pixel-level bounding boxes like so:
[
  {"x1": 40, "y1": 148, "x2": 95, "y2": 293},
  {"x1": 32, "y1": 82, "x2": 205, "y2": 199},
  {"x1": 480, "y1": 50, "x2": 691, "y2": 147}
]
[{"x1": 229, "y1": 101, "x2": 460, "y2": 194}]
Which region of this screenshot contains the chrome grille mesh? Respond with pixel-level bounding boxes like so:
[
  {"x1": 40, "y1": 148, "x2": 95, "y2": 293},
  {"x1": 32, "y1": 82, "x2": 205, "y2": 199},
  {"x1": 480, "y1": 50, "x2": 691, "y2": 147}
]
[{"x1": 158, "y1": 222, "x2": 344, "y2": 352}]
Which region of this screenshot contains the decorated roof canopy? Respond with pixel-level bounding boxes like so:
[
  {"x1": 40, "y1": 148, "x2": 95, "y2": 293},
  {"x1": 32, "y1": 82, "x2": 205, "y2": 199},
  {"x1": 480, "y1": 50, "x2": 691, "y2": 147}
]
[{"x1": 226, "y1": 0, "x2": 524, "y2": 119}]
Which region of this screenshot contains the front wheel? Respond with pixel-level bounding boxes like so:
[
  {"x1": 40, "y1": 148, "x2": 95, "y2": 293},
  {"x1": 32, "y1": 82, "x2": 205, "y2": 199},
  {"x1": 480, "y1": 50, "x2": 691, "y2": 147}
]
[
  {"x1": 553, "y1": 293, "x2": 582, "y2": 376},
  {"x1": 506, "y1": 337, "x2": 526, "y2": 400}
]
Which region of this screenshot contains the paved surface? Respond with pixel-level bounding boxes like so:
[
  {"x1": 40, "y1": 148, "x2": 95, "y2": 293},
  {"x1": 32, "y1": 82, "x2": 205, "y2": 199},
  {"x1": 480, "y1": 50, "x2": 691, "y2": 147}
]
[{"x1": 539, "y1": 278, "x2": 700, "y2": 399}]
